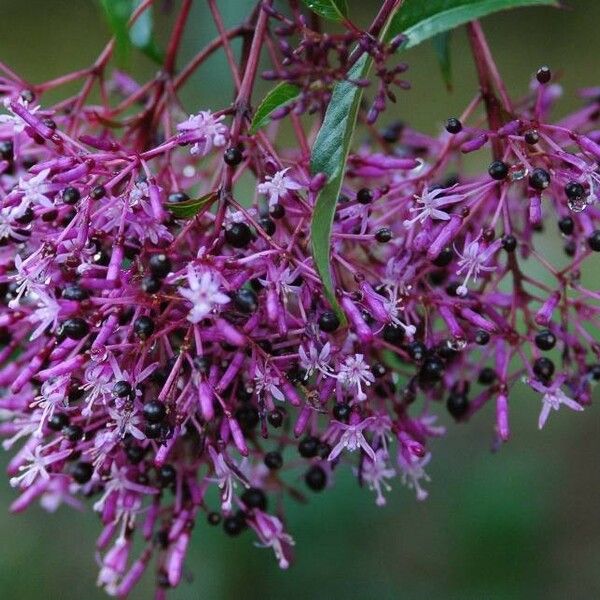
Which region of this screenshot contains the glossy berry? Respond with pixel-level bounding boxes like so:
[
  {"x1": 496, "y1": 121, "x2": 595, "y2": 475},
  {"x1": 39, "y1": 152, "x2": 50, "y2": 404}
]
[
  {"x1": 502, "y1": 234, "x2": 517, "y2": 253},
  {"x1": 382, "y1": 324, "x2": 404, "y2": 345},
  {"x1": 318, "y1": 311, "x2": 340, "y2": 333},
  {"x1": 223, "y1": 147, "x2": 243, "y2": 166},
  {"x1": 149, "y1": 254, "x2": 171, "y2": 279},
  {"x1": 419, "y1": 357, "x2": 444, "y2": 383},
  {"x1": 305, "y1": 465, "x2": 327, "y2": 491},
  {"x1": 447, "y1": 393, "x2": 469, "y2": 419},
  {"x1": 90, "y1": 184, "x2": 106, "y2": 200},
  {"x1": 267, "y1": 408, "x2": 284, "y2": 428},
  {"x1": 233, "y1": 289, "x2": 258, "y2": 313},
  {"x1": 475, "y1": 329, "x2": 490, "y2": 346},
  {"x1": 269, "y1": 203, "x2": 285, "y2": 219},
  {"x1": 524, "y1": 130, "x2": 539, "y2": 145},
  {"x1": 143, "y1": 401, "x2": 167, "y2": 423},
  {"x1": 529, "y1": 168, "x2": 551, "y2": 190},
  {"x1": 142, "y1": 276, "x2": 161, "y2": 294},
  {"x1": 558, "y1": 216, "x2": 574, "y2": 236},
  {"x1": 145, "y1": 422, "x2": 163, "y2": 439},
  {"x1": 63, "y1": 424, "x2": 84, "y2": 442},
  {"x1": 134, "y1": 316, "x2": 155, "y2": 339},
  {"x1": 71, "y1": 462, "x2": 94, "y2": 484},
  {"x1": 62, "y1": 318, "x2": 89, "y2": 340},
  {"x1": 445, "y1": 117, "x2": 462, "y2": 134},
  {"x1": 589, "y1": 364, "x2": 600, "y2": 381},
  {"x1": 478, "y1": 367, "x2": 497, "y2": 385},
  {"x1": 333, "y1": 403, "x2": 351, "y2": 422},
  {"x1": 375, "y1": 227, "x2": 392, "y2": 243},
  {"x1": 298, "y1": 436, "x2": 320, "y2": 458},
  {"x1": 264, "y1": 451, "x2": 283, "y2": 470},
  {"x1": 241, "y1": 487, "x2": 267, "y2": 511},
  {"x1": 565, "y1": 181, "x2": 585, "y2": 200},
  {"x1": 48, "y1": 413, "x2": 69, "y2": 431},
  {"x1": 225, "y1": 222, "x2": 252, "y2": 248},
  {"x1": 62, "y1": 186, "x2": 81, "y2": 205},
  {"x1": 533, "y1": 357, "x2": 555, "y2": 380},
  {"x1": 587, "y1": 231, "x2": 600, "y2": 252},
  {"x1": 62, "y1": 284, "x2": 89, "y2": 301},
  {"x1": 536, "y1": 66, "x2": 551, "y2": 84},
  {"x1": 223, "y1": 514, "x2": 245, "y2": 536},
  {"x1": 258, "y1": 217, "x2": 276, "y2": 236},
  {"x1": 158, "y1": 464, "x2": 177, "y2": 487},
  {"x1": 432, "y1": 246, "x2": 453, "y2": 267},
  {"x1": 356, "y1": 188, "x2": 373, "y2": 204},
  {"x1": 113, "y1": 380, "x2": 133, "y2": 398},
  {"x1": 535, "y1": 329, "x2": 557, "y2": 351},
  {"x1": 408, "y1": 341, "x2": 427, "y2": 362},
  {"x1": 488, "y1": 160, "x2": 509, "y2": 180}
]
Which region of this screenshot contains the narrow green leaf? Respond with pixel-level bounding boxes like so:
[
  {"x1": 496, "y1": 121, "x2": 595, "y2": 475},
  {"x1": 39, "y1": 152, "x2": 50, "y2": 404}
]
[
  {"x1": 249, "y1": 83, "x2": 301, "y2": 134},
  {"x1": 99, "y1": 0, "x2": 164, "y2": 66},
  {"x1": 309, "y1": 53, "x2": 370, "y2": 325},
  {"x1": 387, "y1": 0, "x2": 558, "y2": 48},
  {"x1": 432, "y1": 31, "x2": 453, "y2": 91},
  {"x1": 100, "y1": 0, "x2": 132, "y2": 64},
  {"x1": 301, "y1": 0, "x2": 348, "y2": 21},
  {"x1": 130, "y1": 0, "x2": 164, "y2": 65},
  {"x1": 167, "y1": 192, "x2": 218, "y2": 219}
]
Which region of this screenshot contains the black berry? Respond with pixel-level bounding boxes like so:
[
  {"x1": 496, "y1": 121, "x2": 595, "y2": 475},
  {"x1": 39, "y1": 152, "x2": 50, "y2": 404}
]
[
  {"x1": 225, "y1": 222, "x2": 252, "y2": 248},
  {"x1": 318, "y1": 311, "x2": 340, "y2": 333},
  {"x1": 62, "y1": 318, "x2": 89, "y2": 340},
  {"x1": 305, "y1": 465, "x2": 327, "y2": 491},
  {"x1": 445, "y1": 117, "x2": 462, "y2": 134},
  {"x1": 149, "y1": 254, "x2": 171, "y2": 279},
  {"x1": 535, "y1": 330, "x2": 556, "y2": 351},
  {"x1": 529, "y1": 168, "x2": 551, "y2": 191},
  {"x1": 488, "y1": 160, "x2": 509, "y2": 180},
  {"x1": 134, "y1": 316, "x2": 155, "y2": 339},
  {"x1": 143, "y1": 400, "x2": 167, "y2": 423},
  {"x1": 223, "y1": 147, "x2": 243, "y2": 166}
]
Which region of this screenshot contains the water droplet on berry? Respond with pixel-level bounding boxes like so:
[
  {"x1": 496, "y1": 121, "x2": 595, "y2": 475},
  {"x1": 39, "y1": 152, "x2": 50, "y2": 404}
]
[
  {"x1": 567, "y1": 196, "x2": 590, "y2": 213},
  {"x1": 447, "y1": 337, "x2": 467, "y2": 351},
  {"x1": 509, "y1": 164, "x2": 528, "y2": 181}
]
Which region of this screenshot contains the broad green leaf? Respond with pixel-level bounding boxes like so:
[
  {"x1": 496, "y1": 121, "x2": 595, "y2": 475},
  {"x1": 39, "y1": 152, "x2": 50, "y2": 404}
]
[
  {"x1": 432, "y1": 31, "x2": 453, "y2": 91},
  {"x1": 167, "y1": 192, "x2": 218, "y2": 219},
  {"x1": 309, "y1": 52, "x2": 372, "y2": 325},
  {"x1": 387, "y1": 0, "x2": 558, "y2": 48},
  {"x1": 249, "y1": 83, "x2": 301, "y2": 134},
  {"x1": 301, "y1": 0, "x2": 348, "y2": 21}
]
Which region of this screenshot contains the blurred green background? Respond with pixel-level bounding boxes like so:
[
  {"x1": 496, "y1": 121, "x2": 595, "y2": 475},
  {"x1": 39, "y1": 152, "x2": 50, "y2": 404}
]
[{"x1": 1, "y1": 1, "x2": 600, "y2": 598}]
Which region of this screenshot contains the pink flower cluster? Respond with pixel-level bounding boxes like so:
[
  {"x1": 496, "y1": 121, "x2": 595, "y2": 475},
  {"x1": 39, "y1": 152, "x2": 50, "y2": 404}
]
[{"x1": 0, "y1": 1, "x2": 598, "y2": 597}]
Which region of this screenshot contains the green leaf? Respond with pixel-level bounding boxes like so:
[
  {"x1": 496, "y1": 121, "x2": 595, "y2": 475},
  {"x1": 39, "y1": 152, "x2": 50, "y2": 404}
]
[
  {"x1": 100, "y1": 0, "x2": 132, "y2": 64},
  {"x1": 249, "y1": 83, "x2": 301, "y2": 134},
  {"x1": 167, "y1": 192, "x2": 218, "y2": 219},
  {"x1": 301, "y1": 0, "x2": 348, "y2": 21},
  {"x1": 99, "y1": 0, "x2": 164, "y2": 66},
  {"x1": 432, "y1": 31, "x2": 453, "y2": 90},
  {"x1": 387, "y1": 0, "x2": 558, "y2": 48},
  {"x1": 130, "y1": 0, "x2": 164, "y2": 65},
  {"x1": 309, "y1": 53, "x2": 370, "y2": 325}
]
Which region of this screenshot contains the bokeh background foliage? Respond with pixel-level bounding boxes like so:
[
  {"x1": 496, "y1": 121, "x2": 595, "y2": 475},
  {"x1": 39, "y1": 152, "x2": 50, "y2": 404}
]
[{"x1": 1, "y1": 1, "x2": 599, "y2": 598}]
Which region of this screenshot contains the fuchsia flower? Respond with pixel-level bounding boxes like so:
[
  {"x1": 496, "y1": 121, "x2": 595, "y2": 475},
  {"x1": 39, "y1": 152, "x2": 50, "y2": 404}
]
[{"x1": 0, "y1": 1, "x2": 598, "y2": 596}]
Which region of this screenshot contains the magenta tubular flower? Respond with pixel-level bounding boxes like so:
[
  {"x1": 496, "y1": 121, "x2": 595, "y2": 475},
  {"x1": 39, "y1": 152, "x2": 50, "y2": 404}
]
[{"x1": 0, "y1": 1, "x2": 598, "y2": 596}]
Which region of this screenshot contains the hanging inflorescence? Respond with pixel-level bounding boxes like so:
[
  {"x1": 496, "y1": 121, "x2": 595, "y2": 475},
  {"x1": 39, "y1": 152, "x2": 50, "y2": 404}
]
[{"x1": 0, "y1": 0, "x2": 599, "y2": 597}]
